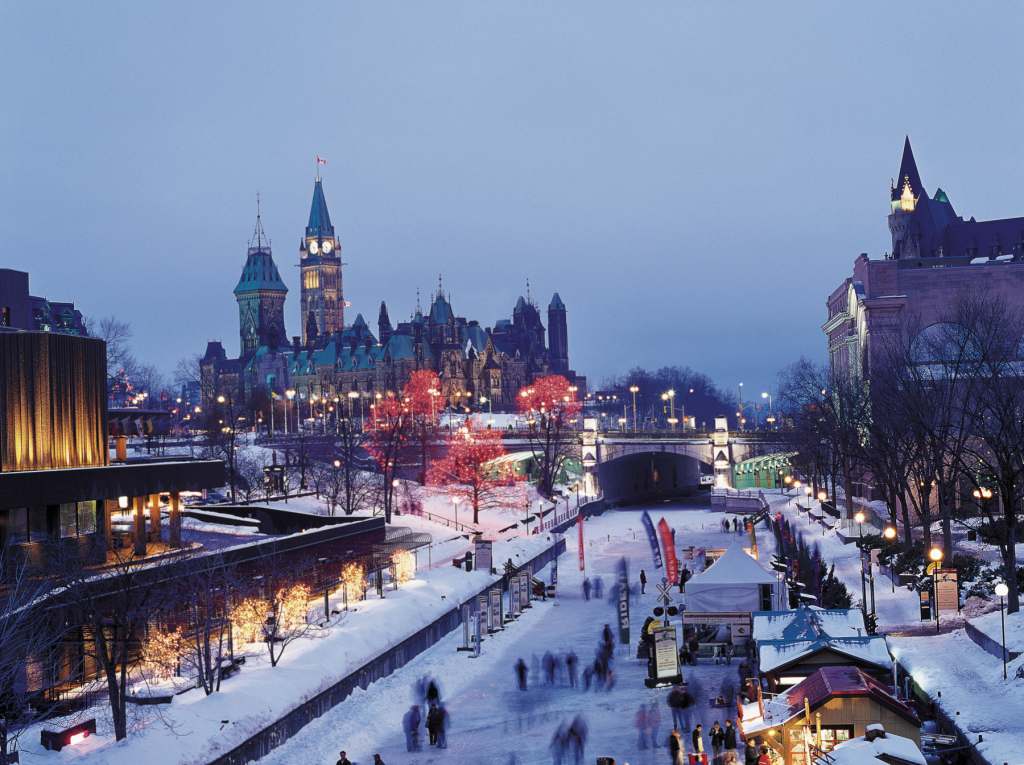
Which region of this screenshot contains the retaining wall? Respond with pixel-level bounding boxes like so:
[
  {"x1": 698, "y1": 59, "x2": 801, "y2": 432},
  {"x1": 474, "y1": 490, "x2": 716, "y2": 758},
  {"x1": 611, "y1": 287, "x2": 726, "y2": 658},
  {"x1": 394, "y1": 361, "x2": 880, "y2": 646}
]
[{"x1": 208, "y1": 536, "x2": 566, "y2": 765}]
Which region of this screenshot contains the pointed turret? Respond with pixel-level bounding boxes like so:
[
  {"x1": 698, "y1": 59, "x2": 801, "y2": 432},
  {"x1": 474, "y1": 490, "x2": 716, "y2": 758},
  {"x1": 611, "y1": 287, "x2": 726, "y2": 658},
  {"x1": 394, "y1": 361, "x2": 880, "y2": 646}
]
[
  {"x1": 891, "y1": 136, "x2": 926, "y2": 202},
  {"x1": 306, "y1": 178, "x2": 335, "y2": 239},
  {"x1": 378, "y1": 301, "x2": 393, "y2": 346},
  {"x1": 547, "y1": 292, "x2": 568, "y2": 373}
]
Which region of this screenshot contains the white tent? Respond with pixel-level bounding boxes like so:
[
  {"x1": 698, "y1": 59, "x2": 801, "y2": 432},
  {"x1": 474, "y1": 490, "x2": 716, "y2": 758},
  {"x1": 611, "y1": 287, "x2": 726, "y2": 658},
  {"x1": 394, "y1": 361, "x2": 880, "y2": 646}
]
[{"x1": 685, "y1": 544, "x2": 783, "y2": 613}]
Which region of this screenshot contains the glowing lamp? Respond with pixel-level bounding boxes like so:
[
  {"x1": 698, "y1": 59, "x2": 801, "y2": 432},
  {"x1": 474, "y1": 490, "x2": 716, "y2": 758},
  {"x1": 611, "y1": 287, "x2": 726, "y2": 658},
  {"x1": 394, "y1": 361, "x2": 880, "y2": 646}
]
[
  {"x1": 995, "y1": 582, "x2": 1009, "y2": 598},
  {"x1": 41, "y1": 718, "x2": 96, "y2": 751},
  {"x1": 928, "y1": 547, "x2": 944, "y2": 563},
  {"x1": 883, "y1": 526, "x2": 897, "y2": 541},
  {"x1": 817, "y1": 491, "x2": 827, "y2": 502},
  {"x1": 854, "y1": 511, "x2": 866, "y2": 525},
  {"x1": 118, "y1": 496, "x2": 129, "y2": 510}
]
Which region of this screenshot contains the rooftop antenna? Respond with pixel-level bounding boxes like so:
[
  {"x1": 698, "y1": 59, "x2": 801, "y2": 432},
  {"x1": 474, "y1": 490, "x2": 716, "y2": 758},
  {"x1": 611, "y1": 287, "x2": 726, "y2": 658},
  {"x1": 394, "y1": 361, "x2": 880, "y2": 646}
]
[
  {"x1": 416, "y1": 287, "x2": 422, "y2": 315},
  {"x1": 526, "y1": 278, "x2": 533, "y2": 305}
]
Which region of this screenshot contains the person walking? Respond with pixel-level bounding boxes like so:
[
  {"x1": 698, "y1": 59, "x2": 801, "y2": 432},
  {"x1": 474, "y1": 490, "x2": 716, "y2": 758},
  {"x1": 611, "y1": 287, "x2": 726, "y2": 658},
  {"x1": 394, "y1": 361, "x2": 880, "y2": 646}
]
[
  {"x1": 426, "y1": 703, "x2": 440, "y2": 746},
  {"x1": 582, "y1": 577, "x2": 592, "y2": 601},
  {"x1": 744, "y1": 739, "x2": 759, "y2": 765},
  {"x1": 566, "y1": 651, "x2": 578, "y2": 688},
  {"x1": 647, "y1": 701, "x2": 662, "y2": 749},
  {"x1": 723, "y1": 719, "x2": 738, "y2": 757},
  {"x1": 403, "y1": 704, "x2": 422, "y2": 751},
  {"x1": 709, "y1": 721, "x2": 725, "y2": 763},
  {"x1": 515, "y1": 658, "x2": 528, "y2": 691},
  {"x1": 668, "y1": 729, "x2": 685, "y2": 765},
  {"x1": 593, "y1": 576, "x2": 604, "y2": 599},
  {"x1": 678, "y1": 565, "x2": 689, "y2": 593},
  {"x1": 691, "y1": 724, "x2": 706, "y2": 760},
  {"x1": 335, "y1": 752, "x2": 352, "y2": 765},
  {"x1": 757, "y1": 745, "x2": 771, "y2": 765},
  {"x1": 436, "y1": 704, "x2": 449, "y2": 749},
  {"x1": 724, "y1": 642, "x2": 735, "y2": 666},
  {"x1": 667, "y1": 685, "x2": 689, "y2": 732},
  {"x1": 372, "y1": 755, "x2": 385, "y2": 765},
  {"x1": 640, "y1": 569, "x2": 648, "y2": 594},
  {"x1": 635, "y1": 704, "x2": 649, "y2": 750}
]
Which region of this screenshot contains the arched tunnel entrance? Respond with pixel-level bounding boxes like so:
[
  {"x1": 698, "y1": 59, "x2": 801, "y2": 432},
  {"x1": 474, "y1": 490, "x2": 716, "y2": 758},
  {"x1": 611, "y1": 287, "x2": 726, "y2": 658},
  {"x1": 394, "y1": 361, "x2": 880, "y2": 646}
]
[{"x1": 597, "y1": 452, "x2": 711, "y2": 506}]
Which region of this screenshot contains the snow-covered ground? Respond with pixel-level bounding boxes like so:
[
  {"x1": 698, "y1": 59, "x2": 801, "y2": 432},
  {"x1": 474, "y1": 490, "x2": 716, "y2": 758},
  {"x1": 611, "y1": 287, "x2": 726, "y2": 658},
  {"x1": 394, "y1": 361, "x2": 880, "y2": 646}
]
[
  {"x1": 260, "y1": 503, "x2": 777, "y2": 765},
  {"x1": 773, "y1": 492, "x2": 1024, "y2": 765},
  {"x1": 15, "y1": 519, "x2": 558, "y2": 765}
]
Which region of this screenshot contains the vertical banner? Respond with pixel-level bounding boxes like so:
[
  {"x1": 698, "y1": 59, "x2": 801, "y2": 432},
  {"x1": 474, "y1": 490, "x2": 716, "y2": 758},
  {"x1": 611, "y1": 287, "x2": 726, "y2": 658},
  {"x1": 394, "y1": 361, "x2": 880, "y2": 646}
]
[
  {"x1": 489, "y1": 588, "x2": 502, "y2": 631},
  {"x1": 616, "y1": 557, "x2": 631, "y2": 645},
  {"x1": 577, "y1": 511, "x2": 586, "y2": 571},
  {"x1": 657, "y1": 517, "x2": 679, "y2": 587},
  {"x1": 519, "y1": 572, "x2": 530, "y2": 609},
  {"x1": 510, "y1": 577, "x2": 521, "y2": 617},
  {"x1": 641, "y1": 511, "x2": 664, "y2": 569},
  {"x1": 473, "y1": 609, "x2": 482, "y2": 657},
  {"x1": 478, "y1": 594, "x2": 489, "y2": 632}
]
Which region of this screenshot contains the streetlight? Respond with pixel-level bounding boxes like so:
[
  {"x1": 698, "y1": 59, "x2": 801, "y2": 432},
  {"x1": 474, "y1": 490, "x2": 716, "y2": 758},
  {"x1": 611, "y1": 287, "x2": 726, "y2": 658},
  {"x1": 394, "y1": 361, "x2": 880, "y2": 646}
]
[
  {"x1": 929, "y1": 546, "x2": 944, "y2": 633},
  {"x1": 995, "y1": 581, "x2": 1009, "y2": 680},
  {"x1": 761, "y1": 391, "x2": 772, "y2": 429},
  {"x1": 883, "y1": 525, "x2": 897, "y2": 592},
  {"x1": 452, "y1": 497, "x2": 460, "y2": 529},
  {"x1": 285, "y1": 389, "x2": 296, "y2": 435},
  {"x1": 854, "y1": 510, "x2": 868, "y2": 617},
  {"x1": 628, "y1": 385, "x2": 639, "y2": 432}
]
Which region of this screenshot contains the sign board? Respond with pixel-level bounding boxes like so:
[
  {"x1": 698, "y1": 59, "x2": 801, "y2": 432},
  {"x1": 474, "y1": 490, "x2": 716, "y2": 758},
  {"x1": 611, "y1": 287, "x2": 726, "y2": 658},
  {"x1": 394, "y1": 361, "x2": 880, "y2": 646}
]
[
  {"x1": 519, "y1": 573, "x2": 530, "y2": 609},
  {"x1": 473, "y1": 610, "x2": 482, "y2": 657},
  {"x1": 699, "y1": 474, "x2": 715, "y2": 486},
  {"x1": 510, "y1": 578, "x2": 521, "y2": 617},
  {"x1": 489, "y1": 588, "x2": 502, "y2": 631},
  {"x1": 458, "y1": 603, "x2": 473, "y2": 652},
  {"x1": 617, "y1": 557, "x2": 631, "y2": 645},
  {"x1": 478, "y1": 594, "x2": 489, "y2": 632},
  {"x1": 682, "y1": 612, "x2": 752, "y2": 643},
  {"x1": 474, "y1": 539, "x2": 493, "y2": 574},
  {"x1": 919, "y1": 589, "x2": 932, "y2": 621},
  {"x1": 653, "y1": 626, "x2": 680, "y2": 680},
  {"x1": 934, "y1": 569, "x2": 959, "y2": 614}
]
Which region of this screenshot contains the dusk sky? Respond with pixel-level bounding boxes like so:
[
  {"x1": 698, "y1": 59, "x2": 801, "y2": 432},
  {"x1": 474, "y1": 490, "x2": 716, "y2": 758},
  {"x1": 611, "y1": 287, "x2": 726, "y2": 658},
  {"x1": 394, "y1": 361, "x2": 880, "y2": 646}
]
[{"x1": 3, "y1": 2, "x2": 1022, "y2": 393}]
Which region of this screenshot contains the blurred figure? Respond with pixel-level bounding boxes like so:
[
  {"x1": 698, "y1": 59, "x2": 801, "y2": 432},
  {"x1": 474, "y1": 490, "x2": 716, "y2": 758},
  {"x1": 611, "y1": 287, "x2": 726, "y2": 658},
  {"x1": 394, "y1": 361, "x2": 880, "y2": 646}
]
[
  {"x1": 515, "y1": 658, "x2": 528, "y2": 691},
  {"x1": 668, "y1": 729, "x2": 685, "y2": 765},
  {"x1": 640, "y1": 569, "x2": 648, "y2": 594},
  {"x1": 403, "y1": 704, "x2": 422, "y2": 751},
  {"x1": 566, "y1": 715, "x2": 588, "y2": 765},
  {"x1": 543, "y1": 651, "x2": 556, "y2": 685},
  {"x1": 635, "y1": 704, "x2": 649, "y2": 750},
  {"x1": 566, "y1": 650, "x2": 578, "y2": 688},
  {"x1": 647, "y1": 701, "x2": 661, "y2": 749},
  {"x1": 667, "y1": 685, "x2": 690, "y2": 732},
  {"x1": 550, "y1": 722, "x2": 568, "y2": 765},
  {"x1": 582, "y1": 577, "x2": 592, "y2": 601},
  {"x1": 593, "y1": 576, "x2": 604, "y2": 599}
]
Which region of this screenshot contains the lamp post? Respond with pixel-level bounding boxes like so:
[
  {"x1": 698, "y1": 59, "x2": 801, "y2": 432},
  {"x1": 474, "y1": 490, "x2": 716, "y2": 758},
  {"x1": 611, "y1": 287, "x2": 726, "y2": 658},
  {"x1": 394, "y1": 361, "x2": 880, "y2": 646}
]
[
  {"x1": 452, "y1": 497, "x2": 460, "y2": 530},
  {"x1": 883, "y1": 525, "x2": 897, "y2": 592},
  {"x1": 929, "y1": 546, "x2": 944, "y2": 633},
  {"x1": 761, "y1": 391, "x2": 772, "y2": 429},
  {"x1": 996, "y1": 581, "x2": 1009, "y2": 680},
  {"x1": 855, "y1": 510, "x2": 868, "y2": 619},
  {"x1": 285, "y1": 388, "x2": 296, "y2": 435},
  {"x1": 629, "y1": 385, "x2": 639, "y2": 432}
]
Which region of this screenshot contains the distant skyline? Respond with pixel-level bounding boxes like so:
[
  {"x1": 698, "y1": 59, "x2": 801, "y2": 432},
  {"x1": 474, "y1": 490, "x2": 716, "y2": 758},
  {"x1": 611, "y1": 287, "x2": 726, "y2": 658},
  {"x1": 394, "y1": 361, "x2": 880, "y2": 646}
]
[{"x1": 2, "y1": 2, "x2": 1023, "y2": 393}]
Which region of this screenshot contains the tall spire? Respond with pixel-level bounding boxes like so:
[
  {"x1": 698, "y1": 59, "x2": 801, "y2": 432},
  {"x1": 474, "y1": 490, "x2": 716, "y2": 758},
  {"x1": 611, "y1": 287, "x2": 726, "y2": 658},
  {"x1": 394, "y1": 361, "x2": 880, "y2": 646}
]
[
  {"x1": 306, "y1": 178, "x2": 335, "y2": 239},
  {"x1": 891, "y1": 135, "x2": 925, "y2": 202},
  {"x1": 250, "y1": 192, "x2": 270, "y2": 249}
]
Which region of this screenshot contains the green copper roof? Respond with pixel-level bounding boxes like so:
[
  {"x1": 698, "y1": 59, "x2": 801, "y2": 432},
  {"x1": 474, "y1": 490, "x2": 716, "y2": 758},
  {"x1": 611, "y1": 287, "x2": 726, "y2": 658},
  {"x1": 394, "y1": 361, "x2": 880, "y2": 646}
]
[
  {"x1": 306, "y1": 179, "x2": 335, "y2": 238},
  {"x1": 234, "y1": 247, "x2": 288, "y2": 295}
]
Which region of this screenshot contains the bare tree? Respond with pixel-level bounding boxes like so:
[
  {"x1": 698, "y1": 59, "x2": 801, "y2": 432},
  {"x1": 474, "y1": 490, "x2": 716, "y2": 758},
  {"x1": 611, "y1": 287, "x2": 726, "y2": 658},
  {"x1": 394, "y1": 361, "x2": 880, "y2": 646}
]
[
  {"x1": 173, "y1": 553, "x2": 236, "y2": 695},
  {"x1": 89, "y1": 316, "x2": 138, "y2": 393},
  {"x1": 0, "y1": 551, "x2": 66, "y2": 759}
]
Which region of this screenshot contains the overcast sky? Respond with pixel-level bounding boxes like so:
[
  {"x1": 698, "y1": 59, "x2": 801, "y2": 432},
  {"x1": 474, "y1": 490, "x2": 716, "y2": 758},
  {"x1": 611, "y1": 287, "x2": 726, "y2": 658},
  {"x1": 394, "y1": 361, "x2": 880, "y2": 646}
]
[{"x1": 3, "y1": 2, "x2": 1022, "y2": 393}]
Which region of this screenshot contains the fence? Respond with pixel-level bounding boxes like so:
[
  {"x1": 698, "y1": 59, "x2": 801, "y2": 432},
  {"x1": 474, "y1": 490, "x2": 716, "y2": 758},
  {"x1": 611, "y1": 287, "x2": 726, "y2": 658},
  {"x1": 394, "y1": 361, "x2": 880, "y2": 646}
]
[{"x1": 207, "y1": 537, "x2": 566, "y2": 765}]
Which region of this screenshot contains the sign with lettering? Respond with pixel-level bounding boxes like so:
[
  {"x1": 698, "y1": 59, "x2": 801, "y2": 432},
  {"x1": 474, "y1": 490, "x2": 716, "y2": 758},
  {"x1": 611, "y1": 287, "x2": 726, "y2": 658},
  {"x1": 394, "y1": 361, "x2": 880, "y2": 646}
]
[
  {"x1": 653, "y1": 626, "x2": 680, "y2": 680},
  {"x1": 489, "y1": 588, "x2": 502, "y2": 631},
  {"x1": 617, "y1": 557, "x2": 631, "y2": 645},
  {"x1": 934, "y1": 569, "x2": 959, "y2": 615},
  {"x1": 519, "y1": 572, "x2": 530, "y2": 609},
  {"x1": 474, "y1": 539, "x2": 493, "y2": 574}
]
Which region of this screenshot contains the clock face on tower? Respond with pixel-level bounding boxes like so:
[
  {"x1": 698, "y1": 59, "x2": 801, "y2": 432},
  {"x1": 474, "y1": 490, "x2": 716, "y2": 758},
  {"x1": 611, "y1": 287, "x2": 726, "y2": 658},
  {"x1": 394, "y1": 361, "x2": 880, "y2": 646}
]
[
  {"x1": 308, "y1": 240, "x2": 320, "y2": 255},
  {"x1": 321, "y1": 240, "x2": 333, "y2": 254}
]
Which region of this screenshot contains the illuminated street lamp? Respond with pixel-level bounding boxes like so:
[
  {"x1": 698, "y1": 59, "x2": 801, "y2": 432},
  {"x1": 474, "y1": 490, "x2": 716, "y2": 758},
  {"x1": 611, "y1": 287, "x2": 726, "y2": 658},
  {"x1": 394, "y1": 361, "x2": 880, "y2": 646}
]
[
  {"x1": 929, "y1": 546, "x2": 944, "y2": 633},
  {"x1": 817, "y1": 490, "x2": 827, "y2": 503},
  {"x1": 996, "y1": 581, "x2": 1009, "y2": 679},
  {"x1": 855, "y1": 510, "x2": 868, "y2": 616},
  {"x1": 285, "y1": 389, "x2": 296, "y2": 435},
  {"x1": 883, "y1": 525, "x2": 898, "y2": 592}
]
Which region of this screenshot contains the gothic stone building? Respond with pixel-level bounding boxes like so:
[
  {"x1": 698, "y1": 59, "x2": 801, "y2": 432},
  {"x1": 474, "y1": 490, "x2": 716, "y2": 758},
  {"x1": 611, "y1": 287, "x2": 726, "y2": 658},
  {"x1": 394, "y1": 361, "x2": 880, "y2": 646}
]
[
  {"x1": 201, "y1": 177, "x2": 584, "y2": 413},
  {"x1": 824, "y1": 137, "x2": 1024, "y2": 381}
]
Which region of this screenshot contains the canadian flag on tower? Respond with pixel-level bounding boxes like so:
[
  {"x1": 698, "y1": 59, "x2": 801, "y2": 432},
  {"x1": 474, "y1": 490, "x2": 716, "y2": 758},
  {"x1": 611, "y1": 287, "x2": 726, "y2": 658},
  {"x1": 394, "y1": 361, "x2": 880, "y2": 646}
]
[{"x1": 315, "y1": 155, "x2": 328, "y2": 166}]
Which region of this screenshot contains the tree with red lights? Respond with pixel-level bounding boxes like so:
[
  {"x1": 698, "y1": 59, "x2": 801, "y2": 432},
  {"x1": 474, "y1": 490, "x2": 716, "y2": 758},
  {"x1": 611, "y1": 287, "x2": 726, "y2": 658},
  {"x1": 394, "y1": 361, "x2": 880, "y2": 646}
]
[
  {"x1": 428, "y1": 424, "x2": 511, "y2": 525},
  {"x1": 366, "y1": 393, "x2": 412, "y2": 523},
  {"x1": 518, "y1": 374, "x2": 582, "y2": 496},
  {"x1": 405, "y1": 369, "x2": 442, "y2": 483}
]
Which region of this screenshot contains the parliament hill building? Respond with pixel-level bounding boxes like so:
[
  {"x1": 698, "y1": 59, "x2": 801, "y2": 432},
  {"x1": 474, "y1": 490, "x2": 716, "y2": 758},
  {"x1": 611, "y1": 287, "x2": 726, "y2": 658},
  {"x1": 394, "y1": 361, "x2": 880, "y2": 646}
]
[{"x1": 201, "y1": 176, "x2": 584, "y2": 413}]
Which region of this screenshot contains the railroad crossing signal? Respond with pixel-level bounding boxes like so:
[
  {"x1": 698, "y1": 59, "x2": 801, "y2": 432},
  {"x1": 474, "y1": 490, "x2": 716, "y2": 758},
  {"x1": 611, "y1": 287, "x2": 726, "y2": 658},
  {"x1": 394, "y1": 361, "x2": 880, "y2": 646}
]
[{"x1": 656, "y1": 578, "x2": 674, "y2": 607}]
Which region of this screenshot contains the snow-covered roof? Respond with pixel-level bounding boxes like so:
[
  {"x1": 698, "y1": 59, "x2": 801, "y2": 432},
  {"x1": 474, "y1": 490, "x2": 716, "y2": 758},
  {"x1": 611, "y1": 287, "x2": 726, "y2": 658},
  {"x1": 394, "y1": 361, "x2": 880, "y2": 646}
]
[
  {"x1": 817, "y1": 730, "x2": 926, "y2": 765},
  {"x1": 758, "y1": 635, "x2": 893, "y2": 674},
  {"x1": 688, "y1": 544, "x2": 776, "y2": 585},
  {"x1": 752, "y1": 606, "x2": 867, "y2": 642}
]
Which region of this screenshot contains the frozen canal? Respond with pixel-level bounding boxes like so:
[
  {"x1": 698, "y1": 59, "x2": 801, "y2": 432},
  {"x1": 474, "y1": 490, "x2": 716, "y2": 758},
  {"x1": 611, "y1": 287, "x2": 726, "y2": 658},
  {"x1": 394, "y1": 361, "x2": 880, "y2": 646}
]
[{"x1": 262, "y1": 503, "x2": 774, "y2": 765}]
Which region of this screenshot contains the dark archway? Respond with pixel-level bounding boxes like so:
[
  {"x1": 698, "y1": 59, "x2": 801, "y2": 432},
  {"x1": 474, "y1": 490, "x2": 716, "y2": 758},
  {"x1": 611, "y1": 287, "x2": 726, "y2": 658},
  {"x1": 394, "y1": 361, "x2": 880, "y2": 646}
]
[{"x1": 597, "y1": 452, "x2": 711, "y2": 506}]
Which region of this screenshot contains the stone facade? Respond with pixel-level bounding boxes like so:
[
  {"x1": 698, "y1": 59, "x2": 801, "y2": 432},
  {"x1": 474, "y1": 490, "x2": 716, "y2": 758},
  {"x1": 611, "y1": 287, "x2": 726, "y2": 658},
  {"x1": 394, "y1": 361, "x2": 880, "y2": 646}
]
[{"x1": 825, "y1": 138, "x2": 1024, "y2": 380}]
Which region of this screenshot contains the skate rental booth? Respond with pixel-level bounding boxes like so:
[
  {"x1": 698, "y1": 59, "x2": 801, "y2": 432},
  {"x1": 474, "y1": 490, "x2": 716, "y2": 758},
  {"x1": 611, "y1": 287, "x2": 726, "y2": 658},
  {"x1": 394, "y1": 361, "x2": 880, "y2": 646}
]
[{"x1": 683, "y1": 544, "x2": 784, "y2": 616}]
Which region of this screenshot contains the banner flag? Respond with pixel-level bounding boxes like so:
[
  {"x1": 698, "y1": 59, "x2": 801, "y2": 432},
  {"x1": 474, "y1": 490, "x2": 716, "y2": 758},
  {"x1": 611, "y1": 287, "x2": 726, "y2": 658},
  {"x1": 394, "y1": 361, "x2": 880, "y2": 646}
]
[
  {"x1": 577, "y1": 511, "x2": 585, "y2": 571},
  {"x1": 616, "y1": 556, "x2": 631, "y2": 645},
  {"x1": 641, "y1": 511, "x2": 664, "y2": 569},
  {"x1": 658, "y1": 517, "x2": 679, "y2": 586}
]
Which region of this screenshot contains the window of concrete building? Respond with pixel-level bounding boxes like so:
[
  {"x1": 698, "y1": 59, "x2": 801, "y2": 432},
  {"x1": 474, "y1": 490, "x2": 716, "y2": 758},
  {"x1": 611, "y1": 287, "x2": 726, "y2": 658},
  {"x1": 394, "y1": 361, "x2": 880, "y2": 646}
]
[
  {"x1": 0, "y1": 306, "x2": 9, "y2": 327},
  {"x1": 4, "y1": 507, "x2": 29, "y2": 544},
  {"x1": 59, "y1": 500, "x2": 97, "y2": 538}
]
